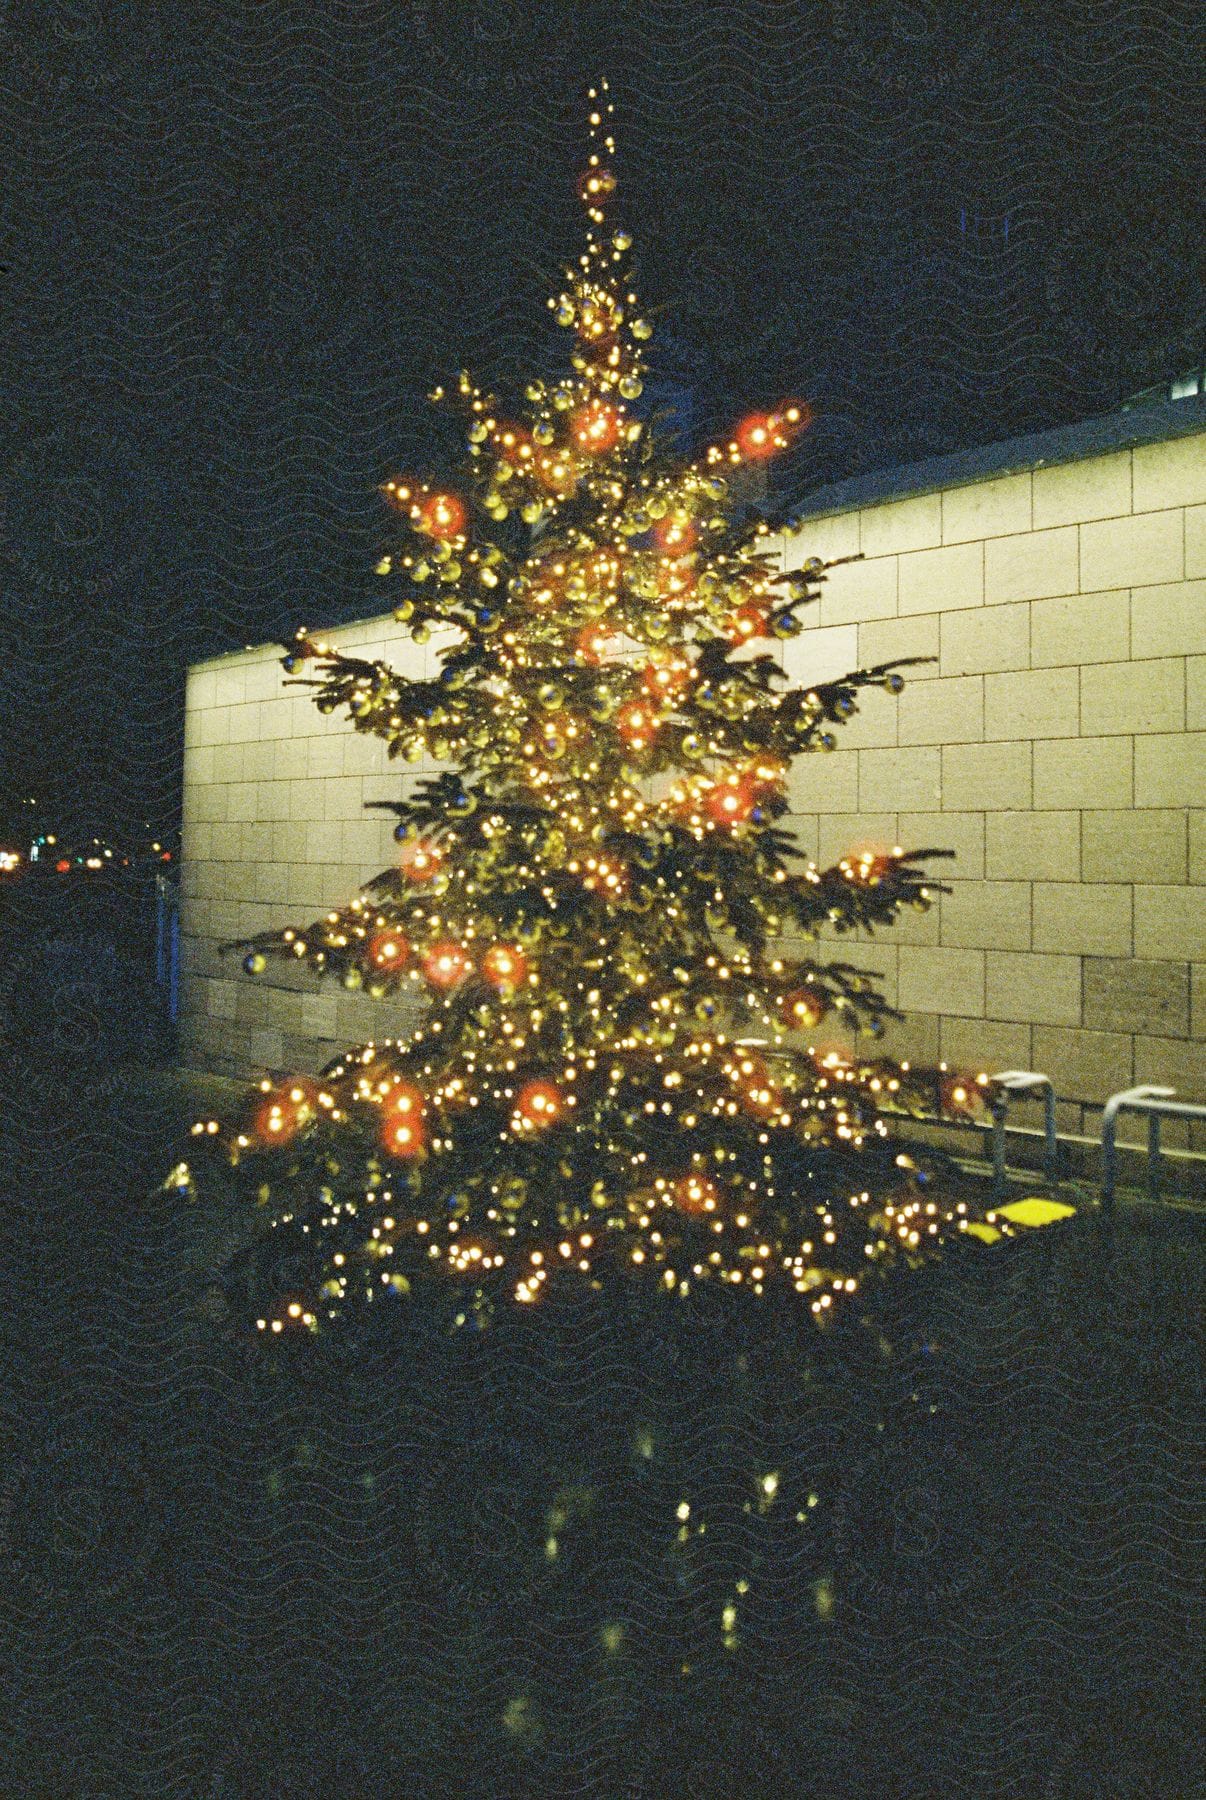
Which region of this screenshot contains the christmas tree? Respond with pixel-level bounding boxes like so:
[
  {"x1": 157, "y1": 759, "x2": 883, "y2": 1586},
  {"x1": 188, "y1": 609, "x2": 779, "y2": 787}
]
[{"x1": 173, "y1": 81, "x2": 996, "y2": 1340}]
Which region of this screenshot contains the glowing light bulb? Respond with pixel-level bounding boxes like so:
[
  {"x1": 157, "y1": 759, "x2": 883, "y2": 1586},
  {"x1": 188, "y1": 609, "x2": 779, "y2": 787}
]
[
  {"x1": 379, "y1": 1080, "x2": 428, "y2": 1159},
  {"x1": 570, "y1": 400, "x2": 621, "y2": 454},
  {"x1": 416, "y1": 491, "x2": 467, "y2": 539},
  {"x1": 399, "y1": 840, "x2": 443, "y2": 883},
  {"x1": 482, "y1": 944, "x2": 529, "y2": 989},
  {"x1": 671, "y1": 1174, "x2": 720, "y2": 1215},
  {"x1": 367, "y1": 930, "x2": 411, "y2": 971},
  {"x1": 780, "y1": 987, "x2": 827, "y2": 1031},
  {"x1": 513, "y1": 1079, "x2": 564, "y2": 1130},
  {"x1": 422, "y1": 942, "x2": 473, "y2": 990}
]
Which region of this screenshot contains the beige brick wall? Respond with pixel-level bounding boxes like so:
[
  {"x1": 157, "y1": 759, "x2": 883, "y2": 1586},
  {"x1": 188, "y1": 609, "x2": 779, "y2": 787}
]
[
  {"x1": 180, "y1": 427, "x2": 1206, "y2": 1150},
  {"x1": 777, "y1": 424, "x2": 1206, "y2": 1141},
  {"x1": 179, "y1": 617, "x2": 456, "y2": 1076}
]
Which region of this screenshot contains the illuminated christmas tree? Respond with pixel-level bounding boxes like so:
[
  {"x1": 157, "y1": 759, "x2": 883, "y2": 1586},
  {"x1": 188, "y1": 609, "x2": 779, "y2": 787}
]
[{"x1": 172, "y1": 81, "x2": 997, "y2": 1340}]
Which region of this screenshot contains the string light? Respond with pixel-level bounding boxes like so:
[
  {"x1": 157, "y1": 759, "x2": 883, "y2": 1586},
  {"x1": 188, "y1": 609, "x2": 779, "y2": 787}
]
[{"x1": 185, "y1": 79, "x2": 1009, "y2": 1344}]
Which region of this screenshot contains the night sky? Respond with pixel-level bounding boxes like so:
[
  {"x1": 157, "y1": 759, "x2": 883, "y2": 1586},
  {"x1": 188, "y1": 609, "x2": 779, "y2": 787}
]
[{"x1": 0, "y1": 1, "x2": 1202, "y2": 839}]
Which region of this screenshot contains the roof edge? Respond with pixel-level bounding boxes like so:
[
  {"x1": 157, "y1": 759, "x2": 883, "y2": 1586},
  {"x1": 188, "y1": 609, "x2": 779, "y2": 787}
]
[{"x1": 782, "y1": 394, "x2": 1206, "y2": 527}]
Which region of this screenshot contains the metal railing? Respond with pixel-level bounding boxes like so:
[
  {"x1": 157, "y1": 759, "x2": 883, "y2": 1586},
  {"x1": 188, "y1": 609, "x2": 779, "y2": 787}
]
[
  {"x1": 741, "y1": 1044, "x2": 1203, "y2": 1210},
  {"x1": 1101, "y1": 1085, "x2": 1206, "y2": 1211},
  {"x1": 979, "y1": 1074, "x2": 1203, "y2": 1210},
  {"x1": 988, "y1": 1071, "x2": 1059, "y2": 1198}
]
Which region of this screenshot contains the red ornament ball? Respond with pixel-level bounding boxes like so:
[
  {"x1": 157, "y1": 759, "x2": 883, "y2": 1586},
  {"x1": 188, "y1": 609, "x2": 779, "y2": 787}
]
[
  {"x1": 417, "y1": 492, "x2": 467, "y2": 539},
  {"x1": 481, "y1": 944, "x2": 529, "y2": 989},
  {"x1": 533, "y1": 447, "x2": 578, "y2": 497},
  {"x1": 641, "y1": 655, "x2": 694, "y2": 702},
  {"x1": 513, "y1": 1079, "x2": 564, "y2": 1130},
  {"x1": 728, "y1": 1049, "x2": 780, "y2": 1115},
  {"x1": 398, "y1": 840, "x2": 443, "y2": 883},
  {"x1": 616, "y1": 701, "x2": 659, "y2": 749},
  {"x1": 651, "y1": 514, "x2": 698, "y2": 554},
  {"x1": 576, "y1": 624, "x2": 613, "y2": 665},
  {"x1": 367, "y1": 930, "x2": 411, "y2": 972},
  {"x1": 252, "y1": 1078, "x2": 321, "y2": 1148},
  {"x1": 780, "y1": 987, "x2": 828, "y2": 1032},
  {"x1": 671, "y1": 1173, "x2": 721, "y2": 1216},
  {"x1": 491, "y1": 422, "x2": 532, "y2": 466},
  {"x1": 571, "y1": 400, "x2": 621, "y2": 455},
  {"x1": 705, "y1": 773, "x2": 758, "y2": 827},
  {"x1": 379, "y1": 1079, "x2": 427, "y2": 1158},
  {"x1": 422, "y1": 942, "x2": 473, "y2": 990},
  {"x1": 575, "y1": 300, "x2": 617, "y2": 345},
  {"x1": 734, "y1": 413, "x2": 778, "y2": 459},
  {"x1": 577, "y1": 165, "x2": 617, "y2": 205},
  {"x1": 734, "y1": 402, "x2": 812, "y2": 461},
  {"x1": 726, "y1": 600, "x2": 770, "y2": 646}
]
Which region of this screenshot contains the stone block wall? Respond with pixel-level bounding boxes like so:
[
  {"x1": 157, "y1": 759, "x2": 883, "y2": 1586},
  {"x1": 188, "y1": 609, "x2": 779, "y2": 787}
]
[
  {"x1": 776, "y1": 427, "x2": 1205, "y2": 1143},
  {"x1": 179, "y1": 617, "x2": 456, "y2": 1076},
  {"x1": 179, "y1": 423, "x2": 1205, "y2": 1147}
]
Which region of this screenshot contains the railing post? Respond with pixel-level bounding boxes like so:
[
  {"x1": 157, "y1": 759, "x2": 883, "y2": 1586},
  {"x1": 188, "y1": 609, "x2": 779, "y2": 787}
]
[
  {"x1": 989, "y1": 1093, "x2": 1009, "y2": 1198},
  {"x1": 989, "y1": 1071, "x2": 1059, "y2": 1196},
  {"x1": 1041, "y1": 1084, "x2": 1059, "y2": 1181},
  {"x1": 1100, "y1": 1086, "x2": 1178, "y2": 1212}
]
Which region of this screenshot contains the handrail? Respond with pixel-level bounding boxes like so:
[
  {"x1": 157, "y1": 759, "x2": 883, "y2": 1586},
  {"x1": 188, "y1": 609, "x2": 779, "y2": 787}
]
[
  {"x1": 988, "y1": 1071, "x2": 1058, "y2": 1197},
  {"x1": 1101, "y1": 1086, "x2": 1205, "y2": 1209}
]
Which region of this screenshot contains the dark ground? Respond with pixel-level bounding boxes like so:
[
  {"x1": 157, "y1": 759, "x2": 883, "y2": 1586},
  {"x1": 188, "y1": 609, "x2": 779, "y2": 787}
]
[{"x1": 0, "y1": 1055, "x2": 1199, "y2": 1799}]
